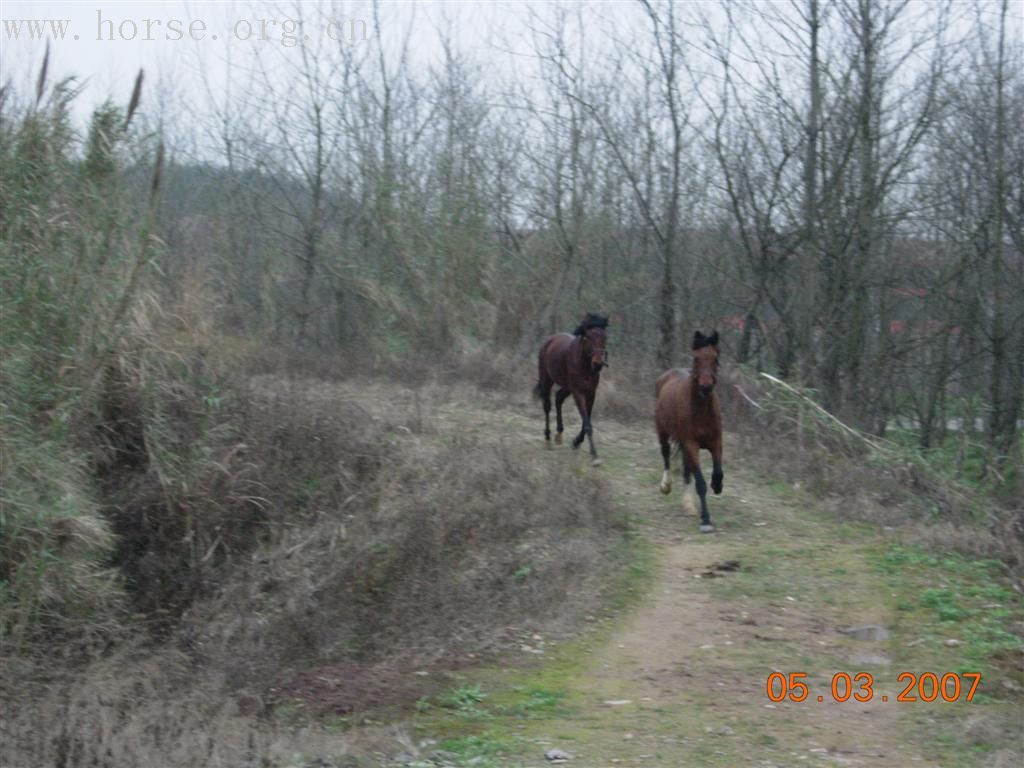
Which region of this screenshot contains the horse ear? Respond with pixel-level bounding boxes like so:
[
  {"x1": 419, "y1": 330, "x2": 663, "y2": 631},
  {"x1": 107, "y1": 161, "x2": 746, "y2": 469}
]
[
  {"x1": 708, "y1": 331, "x2": 719, "y2": 347},
  {"x1": 692, "y1": 331, "x2": 705, "y2": 349}
]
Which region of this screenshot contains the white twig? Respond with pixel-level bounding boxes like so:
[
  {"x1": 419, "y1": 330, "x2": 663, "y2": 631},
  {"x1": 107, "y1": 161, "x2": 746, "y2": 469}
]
[{"x1": 732, "y1": 384, "x2": 762, "y2": 410}]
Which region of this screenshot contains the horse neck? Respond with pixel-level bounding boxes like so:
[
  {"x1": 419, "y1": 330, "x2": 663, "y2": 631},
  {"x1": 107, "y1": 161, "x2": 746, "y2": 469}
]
[
  {"x1": 570, "y1": 336, "x2": 597, "y2": 379},
  {"x1": 571, "y1": 335, "x2": 587, "y2": 364}
]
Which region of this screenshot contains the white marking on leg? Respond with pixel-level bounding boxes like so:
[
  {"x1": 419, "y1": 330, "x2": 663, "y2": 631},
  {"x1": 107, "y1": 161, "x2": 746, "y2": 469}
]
[
  {"x1": 682, "y1": 493, "x2": 697, "y2": 516},
  {"x1": 660, "y1": 470, "x2": 672, "y2": 494}
]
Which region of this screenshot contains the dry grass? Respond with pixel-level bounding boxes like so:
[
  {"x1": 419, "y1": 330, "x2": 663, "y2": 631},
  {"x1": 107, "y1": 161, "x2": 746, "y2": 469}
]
[
  {"x1": 595, "y1": 357, "x2": 660, "y2": 423},
  {"x1": 2, "y1": 367, "x2": 626, "y2": 768},
  {"x1": 0, "y1": 646, "x2": 363, "y2": 768},
  {"x1": 91, "y1": 352, "x2": 264, "y2": 622},
  {"x1": 186, "y1": 377, "x2": 623, "y2": 689}
]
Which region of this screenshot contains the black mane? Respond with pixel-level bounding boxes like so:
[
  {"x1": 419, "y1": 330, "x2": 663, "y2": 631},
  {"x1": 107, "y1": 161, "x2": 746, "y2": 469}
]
[
  {"x1": 573, "y1": 312, "x2": 609, "y2": 336},
  {"x1": 692, "y1": 330, "x2": 719, "y2": 350}
]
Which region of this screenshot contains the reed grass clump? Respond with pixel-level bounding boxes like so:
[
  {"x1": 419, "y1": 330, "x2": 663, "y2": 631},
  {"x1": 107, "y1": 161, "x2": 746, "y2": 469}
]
[{"x1": 1, "y1": 56, "x2": 162, "y2": 650}]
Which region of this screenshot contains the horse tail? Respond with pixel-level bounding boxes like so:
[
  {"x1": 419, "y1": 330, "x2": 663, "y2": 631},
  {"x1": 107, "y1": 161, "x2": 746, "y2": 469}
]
[{"x1": 534, "y1": 337, "x2": 550, "y2": 400}]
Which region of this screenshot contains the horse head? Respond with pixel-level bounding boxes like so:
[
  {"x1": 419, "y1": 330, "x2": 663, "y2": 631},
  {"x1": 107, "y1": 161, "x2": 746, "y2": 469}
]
[
  {"x1": 691, "y1": 330, "x2": 719, "y2": 399},
  {"x1": 574, "y1": 313, "x2": 609, "y2": 371}
]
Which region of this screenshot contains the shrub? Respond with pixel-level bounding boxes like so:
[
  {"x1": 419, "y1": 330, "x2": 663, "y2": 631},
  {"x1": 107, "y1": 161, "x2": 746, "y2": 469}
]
[
  {"x1": 180, "y1": 378, "x2": 623, "y2": 690},
  {"x1": 1, "y1": 62, "x2": 157, "y2": 651}
]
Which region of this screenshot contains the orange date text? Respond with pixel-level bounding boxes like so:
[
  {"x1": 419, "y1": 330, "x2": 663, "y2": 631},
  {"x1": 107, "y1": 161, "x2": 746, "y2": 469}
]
[{"x1": 766, "y1": 671, "x2": 981, "y2": 703}]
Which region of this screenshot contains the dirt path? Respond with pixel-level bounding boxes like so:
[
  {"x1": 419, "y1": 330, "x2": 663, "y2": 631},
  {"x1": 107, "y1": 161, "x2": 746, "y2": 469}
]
[
  {"x1": 516, "y1": 424, "x2": 913, "y2": 765},
  {"x1": 296, "y1": 379, "x2": 1015, "y2": 767},
  {"x1": 426, "y1": 414, "x2": 930, "y2": 768}
]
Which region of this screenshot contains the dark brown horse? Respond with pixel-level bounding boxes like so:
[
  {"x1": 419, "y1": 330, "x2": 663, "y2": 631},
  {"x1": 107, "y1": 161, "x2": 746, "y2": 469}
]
[
  {"x1": 655, "y1": 330, "x2": 724, "y2": 532},
  {"x1": 535, "y1": 313, "x2": 609, "y2": 466}
]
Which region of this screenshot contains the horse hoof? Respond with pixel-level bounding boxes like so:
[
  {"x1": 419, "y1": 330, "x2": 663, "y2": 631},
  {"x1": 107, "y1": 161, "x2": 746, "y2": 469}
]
[
  {"x1": 699, "y1": 524, "x2": 715, "y2": 534},
  {"x1": 591, "y1": 457, "x2": 603, "y2": 467},
  {"x1": 660, "y1": 482, "x2": 672, "y2": 495},
  {"x1": 554, "y1": 433, "x2": 563, "y2": 445}
]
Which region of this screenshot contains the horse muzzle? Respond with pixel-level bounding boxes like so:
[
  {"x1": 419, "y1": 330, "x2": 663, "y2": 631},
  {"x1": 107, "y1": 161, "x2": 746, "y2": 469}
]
[{"x1": 698, "y1": 384, "x2": 714, "y2": 399}]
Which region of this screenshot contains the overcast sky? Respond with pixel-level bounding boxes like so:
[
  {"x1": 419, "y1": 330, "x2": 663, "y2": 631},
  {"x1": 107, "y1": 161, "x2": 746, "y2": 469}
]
[
  {"x1": 0, "y1": 1, "x2": 557, "y2": 121},
  {"x1": 2, "y1": 1, "x2": 1019, "y2": 132}
]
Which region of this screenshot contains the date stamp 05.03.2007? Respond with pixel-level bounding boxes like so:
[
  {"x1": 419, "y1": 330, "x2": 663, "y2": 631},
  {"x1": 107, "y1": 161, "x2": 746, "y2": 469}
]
[{"x1": 766, "y1": 671, "x2": 982, "y2": 704}]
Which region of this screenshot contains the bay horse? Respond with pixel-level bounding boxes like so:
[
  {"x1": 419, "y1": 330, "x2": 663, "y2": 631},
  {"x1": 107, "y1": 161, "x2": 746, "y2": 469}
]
[
  {"x1": 655, "y1": 330, "x2": 724, "y2": 532},
  {"x1": 534, "y1": 313, "x2": 609, "y2": 466}
]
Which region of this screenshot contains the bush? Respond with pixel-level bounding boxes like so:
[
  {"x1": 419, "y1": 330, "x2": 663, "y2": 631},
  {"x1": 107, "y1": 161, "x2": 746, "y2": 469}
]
[
  {"x1": 0, "y1": 434, "x2": 125, "y2": 650},
  {"x1": 184, "y1": 378, "x2": 623, "y2": 690},
  {"x1": 1, "y1": 64, "x2": 157, "y2": 651},
  {"x1": 725, "y1": 366, "x2": 1024, "y2": 578}
]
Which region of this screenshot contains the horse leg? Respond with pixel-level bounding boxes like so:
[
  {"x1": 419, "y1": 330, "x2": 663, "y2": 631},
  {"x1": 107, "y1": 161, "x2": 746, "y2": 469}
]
[
  {"x1": 694, "y1": 465, "x2": 713, "y2": 532},
  {"x1": 659, "y1": 434, "x2": 672, "y2": 494},
  {"x1": 710, "y1": 435, "x2": 724, "y2": 495},
  {"x1": 584, "y1": 390, "x2": 600, "y2": 465},
  {"x1": 570, "y1": 391, "x2": 599, "y2": 466},
  {"x1": 554, "y1": 388, "x2": 570, "y2": 444},
  {"x1": 570, "y1": 391, "x2": 586, "y2": 449},
  {"x1": 539, "y1": 379, "x2": 553, "y2": 443},
  {"x1": 683, "y1": 441, "x2": 713, "y2": 532},
  {"x1": 682, "y1": 441, "x2": 695, "y2": 486}
]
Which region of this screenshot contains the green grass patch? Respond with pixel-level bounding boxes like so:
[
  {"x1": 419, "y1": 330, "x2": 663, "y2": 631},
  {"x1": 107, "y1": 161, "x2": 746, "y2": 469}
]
[
  {"x1": 500, "y1": 686, "x2": 569, "y2": 716},
  {"x1": 871, "y1": 542, "x2": 1024, "y2": 692},
  {"x1": 410, "y1": 528, "x2": 655, "y2": 753},
  {"x1": 437, "y1": 683, "x2": 492, "y2": 721},
  {"x1": 436, "y1": 732, "x2": 523, "y2": 767}
]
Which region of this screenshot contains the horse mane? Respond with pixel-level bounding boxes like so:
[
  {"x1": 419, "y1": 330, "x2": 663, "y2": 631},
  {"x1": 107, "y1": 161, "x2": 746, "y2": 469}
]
[
  {"x1": 692, "y1": 330, "x2": 719, "y2": 350},
  {"x1": 573, "y1": 312, "x2": 609, "y2": 336}
]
